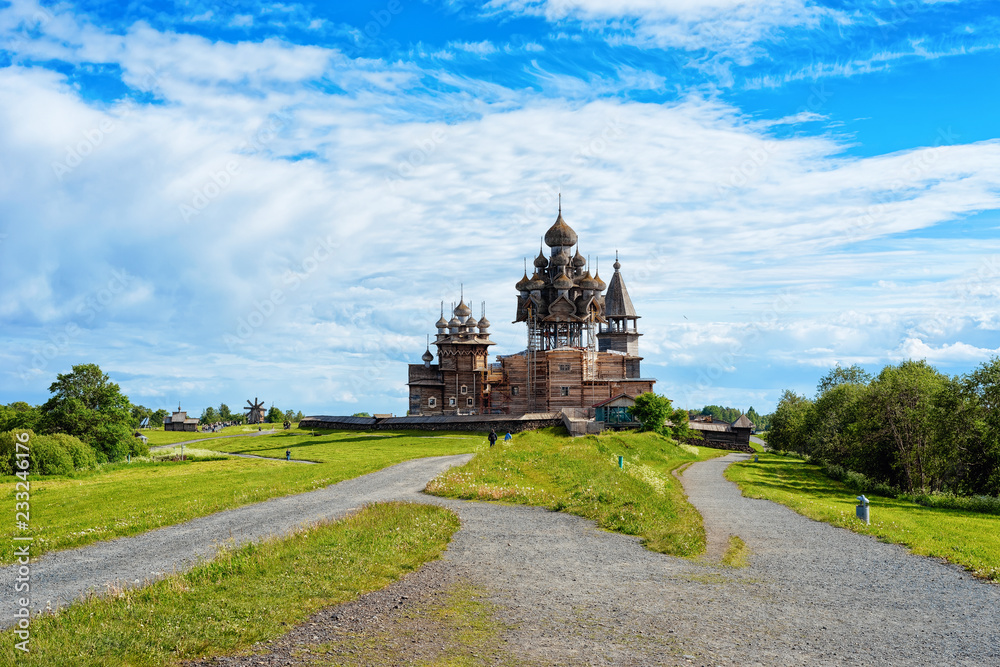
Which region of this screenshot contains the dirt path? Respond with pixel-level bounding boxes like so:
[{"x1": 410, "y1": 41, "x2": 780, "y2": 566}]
[
  {"x1": 0, "y1": 454, "x2": 472, "y2": 627},
  {"x1": 193, "y1": 453, "x2": 1000, "y2": 666}
]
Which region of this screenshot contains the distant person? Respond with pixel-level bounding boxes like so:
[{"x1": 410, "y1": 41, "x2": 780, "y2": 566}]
[
  {"x1": 488, "y1": 429, "x2": 498, "y2": 447},
  {"x1": 504, "y1": 431, "x2": 512, "y2": 442},
  {"x1": 286, "y1": 450, "x2": 291, "y2": 461}
]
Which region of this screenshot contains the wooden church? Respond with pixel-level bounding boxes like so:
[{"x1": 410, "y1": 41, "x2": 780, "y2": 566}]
[{"x1": 407, "y1": 206, "x2": 656, "y2": 416}]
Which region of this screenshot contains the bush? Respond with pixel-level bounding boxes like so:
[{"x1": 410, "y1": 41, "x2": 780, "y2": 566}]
[
  {"x1": 900, "y1": 493, "x2": 1000, "y2": 516},
  {"x1": 130, "y1": 433, "x2": 150, "y2": 458},
  {"x1": 819, "y1": 461, "x2": 898, "y2": 498},
  {"x1": 0, "y1": 429, "x2": 33, "y2": 475},
  {"x1": 92, "y1": 422, "x2": 134, "y2": 462},
  {"x1": 48, "y1": 433, "x2": 98, "y2": 470},
  {"x1": 28, "y1": 435, "x2": 75, "y2": 476}
]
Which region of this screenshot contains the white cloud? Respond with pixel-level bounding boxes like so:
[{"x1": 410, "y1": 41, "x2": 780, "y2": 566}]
[
  {"x1": 895, "y1": 338, "x2": 1000, "y2": 363},
  {"x1": 448, "y1": 40, "x2": 498, "y2": 55},
  {"x1": 486, "y1": 0, "x2": 840, "y2": 57}
]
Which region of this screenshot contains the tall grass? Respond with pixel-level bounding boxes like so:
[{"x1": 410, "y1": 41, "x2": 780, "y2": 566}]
[{"x1": 426, "y1": 427, "x2": 725, "y2": 557}]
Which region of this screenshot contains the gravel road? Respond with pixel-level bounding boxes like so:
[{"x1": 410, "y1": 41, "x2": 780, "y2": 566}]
[
  {"x1": 9, "y1": 450, "x2": 1000, "y2": 666},
  {"x1": 0, "y1": 454, "x2": 473, "y2": 627},
  {"x1": 194, "y1": 452, "x2": 1000, "y2": 666}
]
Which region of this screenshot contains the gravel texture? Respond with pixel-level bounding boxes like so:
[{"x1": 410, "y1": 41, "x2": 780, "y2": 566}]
[
  {"x1": 0, "y1": 453, "x2": 473, "y2": 626},
  {"x1": 193, "y1": 453, "x2": 1000, "y2": 666},
  {"x1": 9, "y1": 450, "x2": 1000, "y2": 666}
]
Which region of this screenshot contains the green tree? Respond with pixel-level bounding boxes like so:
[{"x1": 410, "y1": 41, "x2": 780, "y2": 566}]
[
  {"x1": 200, "y1": 406, "x2": 219, "y2": 424},
  {"x1": 150, "y1": 408, "x2": 169, "y2": 428},
  {"x1": 352, "y1": 412, "x2": 372, "y2": 418},
  {"x1": 40, "y1": 363, "x2": 135, "y2": 462},
  {"x1": 767, "y1": 390, "x2": 812, "y2": 454},
  {"x1": 131, "y1": 404, "x2": 153, "y2": 428},
  {"x1": 628, "y1": 393, "x2": 673, "y2": 435},
  {"x1": 0, "y1": 402, "x2": 41, "y2": 432},
  {"x1": 956, "y1": 357, "x2": 1000, "y2": 495},
  {"x1": 861, "y1": 360, "x2": 949, "y2": 493},
  {"x1": 295, "y1": 410, "x2": 305, "y2": 421},
  {"x1": 807, "y1": 382, "x2": 866, "y2": 465},
  {"x1": 218, "y1": 403, "x2": 232, "y2": 421},
  {"x1": 817, "y1": 364, "x2": 872, "y2": 395},
  {"x1": 283, "y1": 409, "x2": 296, "y2": 423},
  {"x1": 266, "y1": 406, "x2": 283, "y2": 423}
]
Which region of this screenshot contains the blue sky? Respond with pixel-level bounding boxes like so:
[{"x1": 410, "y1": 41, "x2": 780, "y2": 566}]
[{"x1": 1, "y1": 0, "x2": 999, "y2": 417}]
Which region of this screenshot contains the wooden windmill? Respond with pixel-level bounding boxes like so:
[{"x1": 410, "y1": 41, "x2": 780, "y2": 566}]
[{"x1": 245, "y1": 397, "x2": 266, "y2": 425}]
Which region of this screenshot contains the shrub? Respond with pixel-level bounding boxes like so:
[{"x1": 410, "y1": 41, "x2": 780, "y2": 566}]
[
  {"x1": 48, "y1": 433, "x2": 98, "y2": 470},
  {"x1": 92, "y1": 422, "x2": 134, "y2": 462},
  {"x1": 900, "y1": 493, "x2": 1000, "y2": 516},
  {"x1": 28, "y1": 435, "x2": 74, "y2": 476},
  {"x1": 0, "y1": 429, "x2": 34, "y2": 475},
  {"x1": 819, "y1": 461, "x2": 898, "y2": 498}
]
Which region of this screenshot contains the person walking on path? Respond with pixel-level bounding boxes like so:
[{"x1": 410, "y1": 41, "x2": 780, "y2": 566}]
[{"x1": 488, "y1": 429, "x2": 498, "y2": 447}]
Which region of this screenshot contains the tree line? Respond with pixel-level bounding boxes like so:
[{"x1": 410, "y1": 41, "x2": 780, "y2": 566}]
[
  {"x1": 690, "y1": 405, "x2": 768, "y2": 429},
  {"x1": 1, "y1": 363, "x2": 305, "y2": 476},
  {"x1": 767, "y1": 359, "x2": 1000, "y2": 497}
]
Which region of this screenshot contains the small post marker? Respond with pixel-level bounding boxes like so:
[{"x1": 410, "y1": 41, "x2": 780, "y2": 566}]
[
  {"x1": 856, "y1": 495, "x2": 870, "y2": 525},
  {"x1": 618, "y1": 455, "x2": 624, "y2": 469}
]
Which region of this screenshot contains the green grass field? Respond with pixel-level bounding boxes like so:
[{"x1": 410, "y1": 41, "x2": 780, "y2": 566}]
[
  {"x1": 141, "y1": 425, "x2": 256, "y2": 447},
  {"x1": 191, "y1": 428, "x2": 486, "y2": 463},
  {"x1": 0, "y1": 502, "x2": 460, "y2": 667},
  {"x1": 725, "y1": 451, "x2": 1000, "y2": 581},
  {"x1": 3, "y1": 429, "x2": 480, "y2": 565},
  {"x1": 426, "y1": 427, "x2": 726, "y2": 557}
]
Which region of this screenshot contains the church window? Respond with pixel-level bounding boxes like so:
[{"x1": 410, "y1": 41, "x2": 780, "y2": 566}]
[
  {"x1": 428, "y1": 397, "x2": 436, "y2": 408},
  {"x1": 460, "y1": 385, "x2": 468, "y2": 395},
  {"x1": 560, "y1": 387, "x2": 570, "y2": 397},
  {"x1": 467, "y1": 397, "x2": 474, "y2": 406},
  {"x1": 559, "y1": 363, "x2": 571, "y2": 371},
  {"x1": 449, "y1": 397, "x2": 456, "y2": 407},
  {"x1": 511, "y1": 386, "x2": 519, "y2": 396}
]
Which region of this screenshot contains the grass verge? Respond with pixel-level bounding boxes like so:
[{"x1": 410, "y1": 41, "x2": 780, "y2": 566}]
[
  {"x1": 303, "y1": 583, "x2": 513, "y2": 667},
  {"x1": 0, "y1": 502, "x2": 460, "y2": 667},
  {"x1": 426, "y1": 427, "x2": 726, "y2": 557},
  {"x1": 725, "y1": 451, "x2": 1000, "y2": 581},
  {"x1": 3, "y1": 429, "x2": 478, "y2": 565},
  {"x1": 720, "y1": 535, "x2": 750, "y2": 568}
]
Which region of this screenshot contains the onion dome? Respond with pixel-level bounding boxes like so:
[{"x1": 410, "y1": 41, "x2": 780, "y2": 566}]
[
  {"x1": 478, "y1": 316, "x2": 491, "y2": 331},
  {"x1": 516, "y1": 271, "x2": 531, "y2": 291},
  {"x1": 533, "y1": 249, "x2": 549, "y2": 269},
  {"x1": 436, "y1": 314, "x2": 449, "y2": 329},
  {"x1": 593, "y1": 271, "x2": 607, "y2": 291},
  {"x1": 613, "y1": 258, "x2": 621, "y2": 271},
  {"x1": 553, "y1": 272, "x2": 574, "y2": 290},
  {"x1": 544, "y1": 211, "x2": 578, "y2": 248},
  {"x1": 572, "y1": 249, "x2": 586, "y2": 268},
  {"x1": 454, "y1": 299, "x2": 472, "y2": 318},
  {"x1": 526, "y1": 271, "x2": 546, "y2": 291},
  {"x1": 421, "y1": 348, "x2": 434, "y2": 363},
  {"x1": 579, "y1": 270, "x2": 598, "y2": 290},
  {"x1": 465, "y1": 316, "x2": 480, "y2": 330},
  {"x1": 550, "y1": 250, "x2": 569, "y2": 267},
  {"x1": 448, "y1": 316, "x2": 461, "y2": 331}
]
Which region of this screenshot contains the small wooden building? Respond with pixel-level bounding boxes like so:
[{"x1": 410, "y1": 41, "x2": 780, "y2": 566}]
[
  {"x1": 163, "y1": 405, "x2": 199, "y2": 432},
  {"x1": 593, "y1": 394, "x2": 638, "y2": 426}
]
